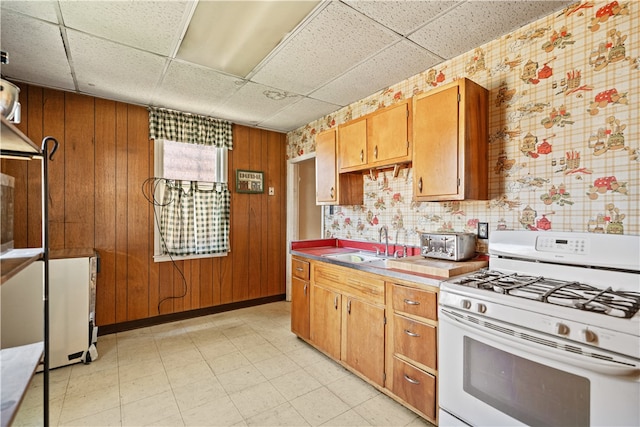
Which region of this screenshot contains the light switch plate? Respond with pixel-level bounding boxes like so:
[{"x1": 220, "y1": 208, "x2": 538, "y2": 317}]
[{"x1": 478, "y1": 222, "x2": 489, "y2": 239}]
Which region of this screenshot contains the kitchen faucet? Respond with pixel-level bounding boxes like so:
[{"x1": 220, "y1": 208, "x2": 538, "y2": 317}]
[{"x1": 379, "y1": 225, "x2": 389, "y2": 257}]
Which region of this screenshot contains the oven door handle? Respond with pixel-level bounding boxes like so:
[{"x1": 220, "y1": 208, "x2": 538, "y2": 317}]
[{"x1": 440, "y1": 309, "x2": 640, "y2": 377}]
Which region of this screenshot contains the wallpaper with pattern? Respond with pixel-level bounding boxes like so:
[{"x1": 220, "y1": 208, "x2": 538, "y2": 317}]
[{"x1": 287, "y1": 1, "x2": 639, "y2": 250}]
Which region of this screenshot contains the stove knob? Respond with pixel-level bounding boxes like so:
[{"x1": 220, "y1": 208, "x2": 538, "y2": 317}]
[
  {"x1": 461, "y1": 299, "x2": 472, "y2": 309},
  {"x1": 555, "y1": 323, "x2": 570, "y2": 336},
  {"x1": 582, "y1": 329, "x2": 598, "y2": 343},
  {"x1": 477, "y1": 303, "x2": 487, "y2": 313}
]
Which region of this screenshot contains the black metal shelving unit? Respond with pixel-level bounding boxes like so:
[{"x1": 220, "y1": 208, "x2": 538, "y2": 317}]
[{"x1": 1, "y1": 116, "x2": 58, "y2": 426}]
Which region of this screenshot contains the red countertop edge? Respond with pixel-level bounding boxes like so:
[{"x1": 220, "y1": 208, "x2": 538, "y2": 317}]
[{"x1": 291, "y1": 239, "x2": 488, "y2": 260}]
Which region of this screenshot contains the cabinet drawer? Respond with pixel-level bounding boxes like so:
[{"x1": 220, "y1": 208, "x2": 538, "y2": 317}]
[
  {"x1": 393, "y1": 314, "x2": 436, "y2": 370},
  {"x1": 391, "y1": 356, "x2": 436, "y2": 420},
  {"x1": 292, "y1": 258, "x2": 310, "y2": 280},
  {"x1": 392, "y1": 285, "x2": 437, "y2": 321}
]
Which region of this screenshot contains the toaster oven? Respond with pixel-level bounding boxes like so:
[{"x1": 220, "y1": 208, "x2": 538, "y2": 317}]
[{"x1": 420, "y1": 232, "x2": 476, "y2": 261}]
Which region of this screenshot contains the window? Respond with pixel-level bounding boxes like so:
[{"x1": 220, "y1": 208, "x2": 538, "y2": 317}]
[{"x1": 148, "y1": 108, "x2": 233, "y2": 262}]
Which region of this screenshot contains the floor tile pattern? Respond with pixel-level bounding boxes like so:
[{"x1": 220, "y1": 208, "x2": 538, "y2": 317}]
[{"x1": 14, "y1": 302, "x2": 434, "y2": 426}]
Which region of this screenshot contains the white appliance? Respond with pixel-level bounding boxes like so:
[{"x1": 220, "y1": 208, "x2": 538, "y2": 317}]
[
  {"x1": 1, "y1": 253, "x2": 99, "y2": 369},
  {"x1": 438, "y1": 231, "x2": 640, "y2": 427}
]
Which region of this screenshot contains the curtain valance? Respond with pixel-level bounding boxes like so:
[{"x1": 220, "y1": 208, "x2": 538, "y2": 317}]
[{"x1": 149, "y1": 107, "x2": 233, "y2": 149}]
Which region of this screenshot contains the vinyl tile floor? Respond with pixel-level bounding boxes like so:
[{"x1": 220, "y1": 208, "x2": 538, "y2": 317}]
[{"x1": 13, "y1": 301, "x2": 435, "y2": 426}]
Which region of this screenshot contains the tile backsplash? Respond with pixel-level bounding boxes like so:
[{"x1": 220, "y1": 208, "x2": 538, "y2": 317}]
[{"x1": 287, "y1": 1, "x2": 639, "y2": 250}]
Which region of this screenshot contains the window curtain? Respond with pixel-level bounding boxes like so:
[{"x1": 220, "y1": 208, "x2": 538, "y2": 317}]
[
  {"x1": 159, "y1": 182, "x2": 230, "y2": 256},
  {"x1": 149, "y1": 107, "x2": 232, "y2": 257},
  {"x1": 149, "y1": 107, "x2": 233, "y2": 149}
]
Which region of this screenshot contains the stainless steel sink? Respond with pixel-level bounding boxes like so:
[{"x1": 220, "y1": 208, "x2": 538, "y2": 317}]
[{"x1": 323, "y1": 251, "x2": 391, "y2": 267}]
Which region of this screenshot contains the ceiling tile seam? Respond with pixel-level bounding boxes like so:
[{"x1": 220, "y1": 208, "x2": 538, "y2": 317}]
[
  {"x1": 336, "y1": 1, "x2": 449, "y2": 62},
  {"x1": 253, "y1": 94, "x2": 337, "y2": 130},
  {"x1": 53, "y1": 1, "x2": 79, "y2": 92},
  {"x1": 243, "y1": 1, "x2": 330, "y2": 81},
  {"x1": 150, "y1": 0, "x2": 200, "y2": 100},
  {"x1": 400, "y1": 0, "x2": 467, "y2": 39},
  {"x1": 304, "y1": 39, "x2": 409, "y2": 99}
]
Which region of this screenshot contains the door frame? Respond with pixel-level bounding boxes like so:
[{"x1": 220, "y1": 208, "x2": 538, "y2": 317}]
[{"x1": 286, "y1": 152, "x2": 317, "y2": 301}]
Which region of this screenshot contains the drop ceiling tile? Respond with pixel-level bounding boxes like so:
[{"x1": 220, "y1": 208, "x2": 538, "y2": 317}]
[
  {"x1": 251, "y1": 1, "x2": 401, "y2": 95},
  {"x1": 67, "y1": 30, "x2": 166, "y2": 105},
  {"x1": 59, "y1": 1, "x2": 191, "y2": 56},
  {"x1": 409, "y1": 1, "x2": 573, "y2": 59},
  {"x1": 152, "y1": 60, "x2": 245, "y2": 116},
  {"x1": 0, "y1": 11, "x2": 75, "y2": 91},
  {"x1": 311, "y1": 40, "x2": 442, "y2": 106},
  {"x1": 0, "y1": 1, "x2": 58, "y2": 23},
  {"x1": 212, "y1": 82, "x2": 302, "y2": 128},
  {"x1": 344, "y1": 0, "x2": 458, "y2": 36},
  {"x1": 258, "y1": 97, "x2": 341, "y2": 132}
]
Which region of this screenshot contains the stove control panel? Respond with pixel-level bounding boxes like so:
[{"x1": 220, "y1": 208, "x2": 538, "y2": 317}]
[{"x1": 535, "y1": 236, "x2": 589, "y2": 254}]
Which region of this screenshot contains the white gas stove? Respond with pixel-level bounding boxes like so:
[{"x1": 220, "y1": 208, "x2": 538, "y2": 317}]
[{"x1": 438, "y1": 230, "x2": 640, "y2": 427}]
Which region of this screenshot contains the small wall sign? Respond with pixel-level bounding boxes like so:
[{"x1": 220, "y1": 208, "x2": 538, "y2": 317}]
[{"x1": 236, "y1": 169, "x2": 264, "y2": 193}]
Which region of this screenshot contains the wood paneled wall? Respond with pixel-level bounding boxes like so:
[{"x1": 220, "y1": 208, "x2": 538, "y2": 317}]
[{"x1": 1, "y1": 84, "x2": 287, "y2": 327}]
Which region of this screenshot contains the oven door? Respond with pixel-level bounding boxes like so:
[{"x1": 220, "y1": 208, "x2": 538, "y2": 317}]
[{"x1": 438, "y1": 306, "x2": 640, "y2": 427}]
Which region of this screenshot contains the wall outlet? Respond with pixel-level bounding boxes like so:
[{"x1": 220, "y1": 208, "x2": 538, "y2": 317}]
[
  {"x1": 478, "y1": 222, "x2": 489, "y2": 239},
  {"x1": 268, "y1": 187, "x2": 275, "y2": 195}
]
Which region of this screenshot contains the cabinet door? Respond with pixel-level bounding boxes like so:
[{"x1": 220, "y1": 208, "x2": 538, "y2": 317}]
[
  {"x1": 315, "y1": 129, "x2": 338, "y2": 204},
  {"x1": 291, "y1": 276, "x2": 310, "y2": 340},
  {"x1": 310, "y1": 284, "x2": 341, "y2": 360},
  {"x1": 368, "y1": 101, "x2": 410, "y2": 166},
  {"x1": 413, "y1": 85, "x2": 460, "y2": 200},
  {"x1": 338, "y1": 118, "x2": 367, "y2": 171},
  {"x1": 343, "y1": 297, "x2": 385, "y2": 386}
]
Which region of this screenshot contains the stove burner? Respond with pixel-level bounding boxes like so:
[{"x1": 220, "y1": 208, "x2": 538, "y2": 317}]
[{"x1": 451, "y1": 269, "x2": 640, "y2": 318}]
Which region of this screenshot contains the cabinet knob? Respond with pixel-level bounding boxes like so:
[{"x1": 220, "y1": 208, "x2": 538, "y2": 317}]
[
  {"x1": 418, "y1": 177, "x2": 423, "y2": 193},
  {"x1": 330, "y1": 187, "x2": 335, "y2": 199},
  {"x1": 374, "y1": 145, "x2": 378, "y2": 159}
]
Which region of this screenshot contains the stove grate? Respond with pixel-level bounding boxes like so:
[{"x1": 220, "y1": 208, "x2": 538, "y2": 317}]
[{"x1": 451, "y1": 269, "x2": 640, "y2": 318}]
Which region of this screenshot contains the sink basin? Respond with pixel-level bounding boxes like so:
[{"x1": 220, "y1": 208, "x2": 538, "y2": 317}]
[
  {"x1": 322, "y1": 252, "x2": 393, "y2": 268},
  {"x1": 323, "y1": 252, "x2": 381, "y2": 263}
]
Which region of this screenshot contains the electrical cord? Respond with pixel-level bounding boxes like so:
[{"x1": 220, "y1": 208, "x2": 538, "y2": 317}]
[{"x1": 141, "y1": 177, "x2": 188, "y2": 313}]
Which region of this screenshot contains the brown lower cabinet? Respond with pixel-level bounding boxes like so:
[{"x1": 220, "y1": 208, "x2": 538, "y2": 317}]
[
  {"x1": 291, "y1": 257, "x2": 311, "y2": 340},
  {"x1": 310, "y1": 262, "x2": 386, "y2": 386},
  {"x1": 291, "y1": 256, "x2": 439, "y2": 425}
]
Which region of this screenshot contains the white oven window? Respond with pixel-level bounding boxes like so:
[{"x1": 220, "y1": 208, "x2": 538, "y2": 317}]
[{"x1": 463, "y1": 337, "x2": 590, "y2": 426}]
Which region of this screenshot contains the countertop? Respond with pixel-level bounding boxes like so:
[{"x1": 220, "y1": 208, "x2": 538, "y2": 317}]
[{"x1": 291, "y1": 238, "x2": 488, "y2": 288}]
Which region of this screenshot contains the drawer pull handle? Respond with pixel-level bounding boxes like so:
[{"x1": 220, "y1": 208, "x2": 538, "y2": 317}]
[
  {"x1": 360, "y1": 149, "x2": 364, "y2": 162},
  {"x1": 347, "y1": 299, "x2": 351, "y2": 314},
  {"x1": 404, "y1": 299, "x2": 420, "y2": 306},
  {"x1": 334, "y1": 295, "x2": 339, "y2": 310},
  {"x1": 296, "y1": 267, "x2": 304, "y2": 272},
  {"x1": 404, "y1": 374, "x2": 420, "y2": 385},
  {"x1": 303, "y1": 284, "x2": 307, "y2": 296},
  {"x1": 404, "y1": 329, "x2": 420, "y2": 338}
]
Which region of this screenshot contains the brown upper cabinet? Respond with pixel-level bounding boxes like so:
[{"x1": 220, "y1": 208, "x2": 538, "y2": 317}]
[
  {"x1": 315, "y1": 128, "x2": 363, "y2": 206},
  {"x1": 412, "y1": 78, "x2": 488, "y2": 201},
  {"x1": 338, "y1": 99, "x2": 412, "y2": 173}
]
